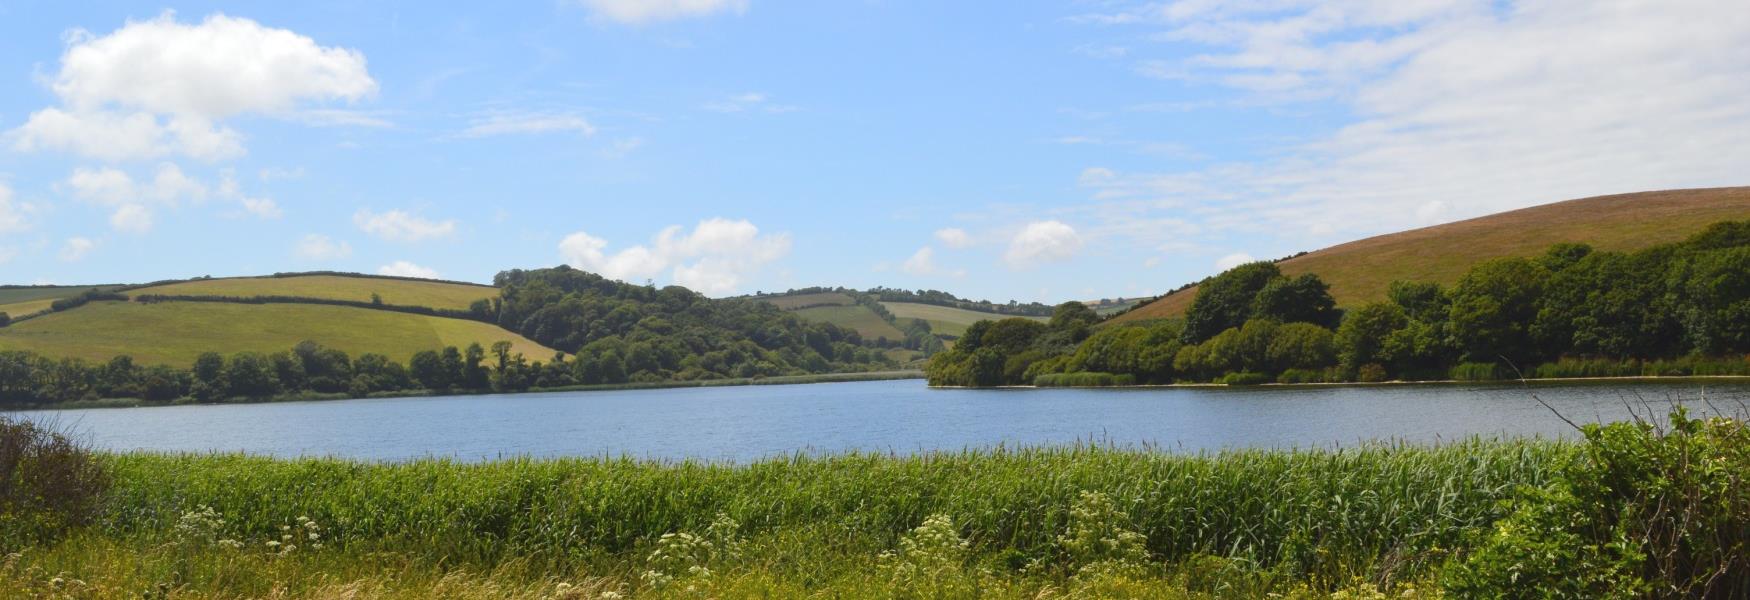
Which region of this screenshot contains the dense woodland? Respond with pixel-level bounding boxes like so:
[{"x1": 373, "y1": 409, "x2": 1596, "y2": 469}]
[
  {"x1": 929, "y1": 220, "x2": 1750, "y2": 386},
  {"x1": 0, "y1": 266, "x2": 902, "y2": 405}
]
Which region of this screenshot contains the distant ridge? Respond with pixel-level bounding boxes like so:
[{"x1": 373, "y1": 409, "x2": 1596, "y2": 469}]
[{"x1": 1111, "y1": 187, "x2": 1750, "y2": 324}]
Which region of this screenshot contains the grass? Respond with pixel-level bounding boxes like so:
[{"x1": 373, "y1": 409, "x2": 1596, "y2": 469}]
[
  {"x1": 1113, "y1": 187, "x2": 1750, "y2": 323},
  {"x1": 129, "y1": 275, "x2": 497, "y2": 311},
  {"x1": 0, "y1": 439, "x2": 1565, "y2": 598},
  {"x1": 759, "y1": 291, "x2": 855, "y2": 310},
  {"x1": 791, "y1": 305, "x2": 908, "y2": 341},
  {"x1": 883, "y1": 302, "x2": 1047, "y2": 338},
  {"x1": 0, "y1": 301, "x2": 556, "y2": 367},
  {"x1": 0, "y1": 285, "x2": 126, "y2": 319}
]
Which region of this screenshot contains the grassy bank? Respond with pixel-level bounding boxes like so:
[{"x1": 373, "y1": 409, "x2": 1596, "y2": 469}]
[
  {"x1": 6, "y1": 409, "x2": 1746, "y2": 597},
  {"x1": 19, "y1": 370, "x2": 926, "y2": 411}
]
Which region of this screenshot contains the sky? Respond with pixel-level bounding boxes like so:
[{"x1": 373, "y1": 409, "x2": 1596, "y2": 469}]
[{"x1": 1, "y1": 1, "x2": 1747, "y2": 302}]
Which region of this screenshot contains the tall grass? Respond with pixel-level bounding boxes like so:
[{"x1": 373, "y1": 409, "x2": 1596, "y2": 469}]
[
  {"x1": 96, "y1": 441, "x2": 1569, "y2": 584},
  {"x1": 1032, "y1": 372, "x2": 1137, "y2": 387}
]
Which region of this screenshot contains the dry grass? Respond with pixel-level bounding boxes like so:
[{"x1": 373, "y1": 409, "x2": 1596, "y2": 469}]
[{"x1": 1113, "y1": 187, "x2": 1750, "y2": 323}]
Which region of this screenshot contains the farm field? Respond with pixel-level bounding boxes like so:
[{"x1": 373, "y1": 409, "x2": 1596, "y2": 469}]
[
  {"x1": 883, "y1": 301, "x2": 1046, "y2": 338},
  {"x1": 791, "y1": 304, "x2": 907, "y2": 342},
  {"x1": 1112, "y1": 187, "x2": 1750, "y2": 323},
  {"x1": 0, "y1": 301, "x2": 556, "y2": 367},
  {"x1": 760, "y1": 291, "x2": 854, "y2": 310},
  {"x1": 129, "y1": 275, "x2": 497, "y2": 311},
  {"x1": 0, "y1": 285, "x2": 125, "y2": 318}
]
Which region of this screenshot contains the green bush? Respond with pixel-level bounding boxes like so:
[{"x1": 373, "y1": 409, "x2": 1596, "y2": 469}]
[
  {"x1": 1449, "y1": 362, "x2": 1505, "y2": 381},
  {"x1": 1447, "y1": 409, "x2": 1750, "y2": 597},
  {"x1": 0, "y1": 418, "x2": 112, "y2": 550},
  {"x1": 1033, "y1": 372, "x2": 1137, "y2": 387},
  {"x1": 1219, "y1": 372, "x2": 1270, "y2": 386},
  {"x1": 1276, "y1": 368, "x2": 1327, "y2": 384}
]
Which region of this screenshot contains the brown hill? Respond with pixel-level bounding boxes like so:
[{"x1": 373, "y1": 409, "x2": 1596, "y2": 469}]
[{"x1": 1110, "y1": 187, "x2": 1750, "y2": 324}]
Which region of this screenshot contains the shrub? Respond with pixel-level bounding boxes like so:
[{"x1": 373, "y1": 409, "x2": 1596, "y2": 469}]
[
  {"x1": 0, "y1": 418, "x2": 111, "y2": 550},
  {"x1": 1447, "y1": 409, "x2": 1750, "y2": 597},
  {"x1": 1033, "y1": 372, "x2": 1137, "y2": 387},
  {"x1": 1220, "y1": 372, "x2": 1271, "y2": 386},
  {"x1": 1276, "y1": 368, "x2": 1327, "y2": 384},
  {"x1": 1449, "y1": 362, "x2": 1504, "y2": 381},
  {"x1": 1354, "y1": 363, "x2": 1388, "y2": 383}
]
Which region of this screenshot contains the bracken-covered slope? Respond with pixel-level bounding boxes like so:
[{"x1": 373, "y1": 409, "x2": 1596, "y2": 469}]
[{"x1": 1111, "y1": 187, "x2": 1750, "y2": 324}]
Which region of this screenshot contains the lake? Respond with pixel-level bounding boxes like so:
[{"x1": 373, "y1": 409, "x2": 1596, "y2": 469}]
[{"x1": 9, "y1": 379, "x2": 1748, "y2": 462}]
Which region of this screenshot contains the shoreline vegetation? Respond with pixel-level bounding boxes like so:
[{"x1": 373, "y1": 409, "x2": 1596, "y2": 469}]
[
  {"x1": 4, "y1": 406, "x2": 1746, "y2": 597},
  {"x1": 929, "y1": 220, "x2": 1750, "y2": 391},
  {"x1": 10, "y1": 370, "x2": 926, "y2": 411}
]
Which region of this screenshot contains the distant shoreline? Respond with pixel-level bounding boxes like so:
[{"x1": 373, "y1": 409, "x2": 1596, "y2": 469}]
[
  {"x1": 933, "y1": 374, "x2": 1750, "y2": 390},
  {"x1": 6, "y1": 370, "x2": 926, "y2": 412}
]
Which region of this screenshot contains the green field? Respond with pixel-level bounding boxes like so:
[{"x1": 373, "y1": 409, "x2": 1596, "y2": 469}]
[
  {"x1": 1114, "y1": 187, "x2": 1750, "y2": 323},
  {"x1": 791, "y1": 304, "x2": 907, "y2": 341},
  {"x1": 0, "y1": 301, "x2": 556, "y2": 366},
  {"x1": 130, "y1": 275, "x2": 497, "y2": 311},
  {"x1": 0, "y1": 285, "x2": 125, "y2": 318},
  {"x1": 761, "y1": 291, "x2": 854, "y2": 310},
  {"x1": 883, "y1": 301, "x2": 1046, "y2": 337}
]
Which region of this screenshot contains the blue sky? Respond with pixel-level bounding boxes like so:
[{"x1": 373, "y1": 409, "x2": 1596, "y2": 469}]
[{"x1": 2, "y1": 1, "x2": 1746, "y2": 301}]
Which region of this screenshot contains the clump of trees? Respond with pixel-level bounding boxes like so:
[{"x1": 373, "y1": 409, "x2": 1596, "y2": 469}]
[{"x1": 929, "y1": 220, "x2": 1750, "y2": 386}]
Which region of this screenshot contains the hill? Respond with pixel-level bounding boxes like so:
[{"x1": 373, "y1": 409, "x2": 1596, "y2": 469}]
[
  {"x1": 792, "y1": 305, "x2": 908, "y2": 341},
  {"x1": 0, "y1": 285, "x2": 125, "y2": 319},
  {"x1": 0, "y1": 301, "x2": 556, "y2": 367},
  {"x1": 884, "y1": 302, "x2": 1047, "y2": 338},
  {"x1": 1111, "y1": 187, "x2": 1750, "y2": 324},
  {"x1": 130, "y1": 274, "x2": 497, "y2": 311}
]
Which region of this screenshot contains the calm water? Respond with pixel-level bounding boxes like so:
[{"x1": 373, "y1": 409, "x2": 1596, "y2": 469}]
[{"x1": 9, "y1": 379, "x2": 1748, "y2": 462}]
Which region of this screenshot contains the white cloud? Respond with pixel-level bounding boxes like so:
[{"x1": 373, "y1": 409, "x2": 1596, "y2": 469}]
[
  {"x1": 8, "y1": 12, "x2": 375, "y2": 161},
  {"x1": 0, "y1": 183, "x2": 36, "y2": 233},
  {"x1": 1073, "y1": 0, "x2": 1750, "y2": 238},
  {"x1": 241, "y1": 197, "x2": 283, "y2": 219},
  {"x1": 295, "y1": 234, "x2": 352, "y2": 260},
  {"x1": 900, "y1": 246, "x2": 965, "y2": 278},
  {"x1": 353, "y1": 209, "x2": 457, "y2": 242},
  {"x1": 109, "y1": 204, "x2": 153, "y2": 233},
  {"x1": 1004, "y1": 220, "x2": 1083, "y2": 270},
  {"x1": 702, "y1": 92, "x2": 796, "y2": 114},
  {"x1": 559, "y1": 217, "x2": 790, "y2": 295},
  {"x1": 579, "y1": 0, "x2": 749, "y2": 24},
  {"x1": 377, "y1": 260, "x2": 439, "y2": 279},
  {"x1": 59, "y1": 237, "x2": 95, "y2": 262},
  {"x1": 459, "y1": 112, "x2": 595, "y2": 138},
  {"x1": 63, "y1": 163, "x2": 208, "y2": 233},
  {"x1": 933, "y1": 227, "x2": 973, "y2": 249},
  {"x1": 1215, "y1": 252, "x2": 1256, "y2": 271}
]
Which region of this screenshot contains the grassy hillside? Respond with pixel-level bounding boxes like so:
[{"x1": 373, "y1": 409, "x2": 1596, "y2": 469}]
[
  {"x1": 884, "y1": 302, "x2": 1047, "y2": 338},
  {"x1": 0, "y1": 301, "x2": 556, "y2": 366},
  {"x1": 762, "y1": 291, "x2": 854, "y2": 310},
  {"x1": 1112, "y1": 187, "x2": 1750, "y2": 324},
  {"x1": 792, "y1": 305, "x2": 907, "y2": 341},
  {"x1": 130, "y1": 274, "x2": 496, "y2": 311},
  {"x1": 0, "y1": 285, "x2": 124, "y2": 318}
]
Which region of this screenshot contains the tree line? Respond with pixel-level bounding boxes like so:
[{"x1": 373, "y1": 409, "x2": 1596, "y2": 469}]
[{"x1": 929, "y1": 220, "x2": 1750, "y2": 386}]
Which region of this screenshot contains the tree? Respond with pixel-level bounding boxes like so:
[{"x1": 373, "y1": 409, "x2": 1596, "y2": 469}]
[
  {"x1": 1448, "y1": 257, "x2": 1549, "y2": 364},
  {"x1": 1669, "y1": 246, "x2": 1750, "y2": 354},
  {"x1": 1049, "y1": 301, "x2": 1099, "y2": 331},
  {"x1": 225, "y1": 352, "x2": 281, "y2": 398},
  {"x1": 1266, "y1": 322, "x2": 1337, "y2": 372},
  {"x1": 1337, "y1": 302, "x2": 1408, "y2": 374},
  {"x1": 1183, "y1": 262, "x2": 1282, "y2": 344},
  {"x1": 1251, "y1": 273, "x2": 1340, "y2": 329},
  {"x1": 409, "y1": 350, "x2": 447, "y2": 390},
  {"x1": 0, "y1": 312, "x2": 10, "y2": 327}
]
